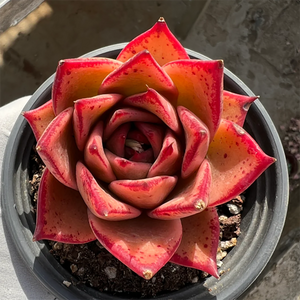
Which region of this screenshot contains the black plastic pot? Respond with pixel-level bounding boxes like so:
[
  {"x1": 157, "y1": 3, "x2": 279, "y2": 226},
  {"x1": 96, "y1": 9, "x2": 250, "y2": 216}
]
[{"x1": 1, "y1": 44, "x2": 289, "y2": 300}]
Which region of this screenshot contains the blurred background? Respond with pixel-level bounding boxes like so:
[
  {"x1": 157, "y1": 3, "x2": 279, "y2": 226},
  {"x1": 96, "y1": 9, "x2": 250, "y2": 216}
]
[{"x1": 0, "y1": 0, "x2": 299, "y2": 299}]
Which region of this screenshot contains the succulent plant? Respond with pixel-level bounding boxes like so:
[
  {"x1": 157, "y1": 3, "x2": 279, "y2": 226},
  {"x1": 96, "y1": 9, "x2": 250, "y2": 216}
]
[{"x1": 24, "y1": 18, "x2": 275, "y2": 280}]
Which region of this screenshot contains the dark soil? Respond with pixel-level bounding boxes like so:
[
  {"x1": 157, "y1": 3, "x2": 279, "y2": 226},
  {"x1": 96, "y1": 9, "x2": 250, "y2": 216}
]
[{"x1": 28, "y1": 146, "x2": 242, "y2": 298}]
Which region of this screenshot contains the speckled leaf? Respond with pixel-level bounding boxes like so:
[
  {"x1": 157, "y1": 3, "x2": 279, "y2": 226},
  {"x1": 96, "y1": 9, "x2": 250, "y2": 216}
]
[
  {"x1": 76, "y1": 162, "x2": 141, "y2": 220},
  {"x1": 84, "y1": 121, "x2": 116, "y2": 183},
  {"x1": 222, "y1": 91, "x2": 258, "y2": 126},
  {"x1": 52, "y1": 58, "x2": 122, "y2": 115},
  {"x1": 88, "y1": 212, "x2": 182, "y2": 279},
  {"x1": 117, "y1": 17, "x2": 189, "y2": 66},
  {"x1": 207, "y1": 119, "x2": 276, "y2": 207},
  {"x1": 99, "y1": 50, "x2": 178, "y2": 105},
  {"x1": 147, "y1": 129, "x2": 182, "y2": 178},
  {"x1": 109, "y1": 176, "x2": 178, "y2": 209},
  {"x1": 178, "y1": 106, "x2": 209, "y2": 178},
  {"x1": 163, "y1": 60, "x2": 223, "y2": 139},
  {"x1": 36, "y1": 107, "x2": 80, "y2": 190},
  {"x1": 73, "y1": 94, "x2": 122, "y2": 151},
  {"x1": 124, "y1": 88, "x2": 181, "y2": 135},
  {"x1": 105, "y1": 149, "x2": 152, "y2": 180},
  {"x1": 33, "y1": 168, "x2": 95, "y2": 244},
  {"x1": 170, "y1": 207, "x2": 219, "y2": 278},
  {"x1": 103, "y1": 107, "x2": 162, "y2": 141},
  {"x1": 23, "y1": 100, "x2": 55, "y2": 141},
  {"x1": 148, "y1": 160, "x2": 211, "y2": 220}
]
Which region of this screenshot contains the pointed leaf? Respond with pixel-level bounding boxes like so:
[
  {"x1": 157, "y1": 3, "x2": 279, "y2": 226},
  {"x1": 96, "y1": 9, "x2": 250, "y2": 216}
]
[
  {"x1": 163, "y1": 60, "x2": 223, "y2": 139},
  {"x1": 222, "y1": 90, "x2": 258, "y2": 126},
  {"x1": 129, "y1": 148, "x2": 154, "y2": 163},
  {"x1": 103, "y1": 107, "x2": 162, "y2": 141},
  {"x1": 53, "y1": 58, "x2": 122, "y2": 114},
  {"x1": 135, "y1": 122, "x2": 165, "y2": 159},
  {"x1": 33, "y1": 168, "x2": 96, "y2": 243},
  {"x1": 88, "y1": 211, "x2": 182, "y2": 279},
  {"x1": 147, "y1": 129, "x2": 182, "y2": 178},
  {"x1": 170, "y1": 207, "x2": 219, "y2": 278},
  {"x1": 148, "y1": 160, "x2": 211, "y2": 220},
  {"x1": 105, "y1": 123, "x2": 131, "y2": 157},
  {"x1": 178, "y1": 106, "x2": 209, "y2": 178},
  {"x1": 117, "y1": 17, "x2": 189, "y2": 66},
  {"x1": 105, "y1": 149, "x2": 151, "y2": 180},
  {"x1": 76, "y1": 162, "x2": 141, "y2": 220},
  {"x1": 36, "y1": 107, "x2": 80, "y2": 190},
  {"x1": 109, "y1": 176, "x2": 178, "y2": 209},
  {"x1": 23, "y1": 100, "x2": 55, "y2": 141},
  {"x1": 124, "y1": 88, "x2": 181, "y2": 135},
  {"x1": 84, "y1": 121, "x2": 116, "y2": 183},
  {"x1": 207, "y1": 119, "x2": 276, "y2": 207},
  {"x1": 73, "y1": 94, "x2": 122, "y2": 151},
  {"x1": 99, "y1": 50, "x2": 178, "y2": 105}
]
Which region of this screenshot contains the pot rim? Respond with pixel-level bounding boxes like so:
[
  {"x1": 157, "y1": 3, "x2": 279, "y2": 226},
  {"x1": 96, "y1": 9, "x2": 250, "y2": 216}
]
[{"x1": 1, "y1": 43, "x2": 289, "y2": 300}]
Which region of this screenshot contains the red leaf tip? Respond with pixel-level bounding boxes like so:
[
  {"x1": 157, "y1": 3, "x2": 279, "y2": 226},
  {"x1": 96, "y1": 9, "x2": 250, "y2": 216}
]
[{"x1": 158, "y1": 17, "x2": 165, "y2": 23}]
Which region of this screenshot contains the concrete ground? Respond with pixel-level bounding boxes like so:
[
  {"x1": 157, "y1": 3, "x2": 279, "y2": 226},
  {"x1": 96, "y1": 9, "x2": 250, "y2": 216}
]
[{"x1": 0, "y1": 0, "x2": 299, "y2": 299}]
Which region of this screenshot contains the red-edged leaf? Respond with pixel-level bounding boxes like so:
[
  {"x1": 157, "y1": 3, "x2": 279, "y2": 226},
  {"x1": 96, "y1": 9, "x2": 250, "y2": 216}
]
[
  {"x1": 99, "y1": 50, "x2": 178, "y2": 105},
  {"x1": 73, "y1": 94, "x2": 122, "y2": 151},
  {"x1": 88, "y1": 211, "x2": 182, "y2": 279},
  {"x1": 222, "y1": 91, "x2": 258, "y2": 126},
  {"x1": 207, "y1": 119, "x2": 276, "y2": 207},
  {"x1": 178, "y1": 106, "x2": 209, "y2": 178},
  {"x1": 103, "y1": 107, "x2": 162, "y2": 141},
  {"x1": 36, "y1": 107, "x2": 80, "y2": 190},
  {"x1": 52, "y1": 58, "x2": 122, "y2": 115},
  {"x1": 33, "y1": 168, "x2": 95, "y2": 243},
  {"x1": 163, "y1": 60, "x2": 223, "y2": 139},
  {"x1": 124, "y1": 88, "x2": 181, "y2": 135},
  {"x1": 105, "y1": 123, "x2": 131, "y2": 157},
  {"x1": 23, "y1": 100, "x2": 55, "y2": 141},
  {"x1": 170, "y1": 207, "x2": 219, "y2": 278},
  {"x1": 76, "y1": 162, "x2": 141, "y2": 220},
  {"x1": 148, "y1": 160, "x2": 211, "y2": 220},
  {"x1": 84, "y1": 121, "x2": 116, "y2": 183},
  {"x1": 109, "y1": 176, "x2": 177, "y2": 209},
  {"x1": 117, "y1": 17, "x2": 189, "y2": 66},
  {"x1": 129, "y1": 148, "x2": 154, "y2": 163},
  {"x1": 147, "y1": 129, "x2": 182, "y2": 178},
  {"x1": 135, "y1": 122, "x2": 165, "y2": 159},
  {"x1": 105, "y1": 149, "x2": 151, "y2": 180}
]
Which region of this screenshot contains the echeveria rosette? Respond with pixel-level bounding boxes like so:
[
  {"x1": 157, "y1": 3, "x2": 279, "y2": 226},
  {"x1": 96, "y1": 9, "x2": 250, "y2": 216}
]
[{"x1": 23, "y1": 18, "x2": 275, "y2": 280}]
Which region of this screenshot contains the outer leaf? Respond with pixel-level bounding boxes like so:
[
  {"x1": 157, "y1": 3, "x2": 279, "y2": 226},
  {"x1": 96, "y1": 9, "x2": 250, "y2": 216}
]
[
  {"x1": 73, "y1": 94, "x2": 123, "y2": 151},
  {"x1": 23, "y1": 100, "x2": 55, "y2": 141},
  {"x1": 178, "y1": 106, "x2": 209, "y2": 178},
  {"x1": 52, "y1": 58, "x2": 122, "y2": 115},
  {"x1": 170, "y1": 207, "x2": 219, "y2": 278},
  {"x1": 105, "y1": 149, "x2": 152, "y2": 180},
  {"x1": 222, "y1": 90, "x2": 258, "y2": 126},
  {"x1": 88, "y1": 211, "x2": 182, "y2": 279},
  {"x1": 124, "y1": 88, "x2": 181, "y2": 135},
  {"x1": 33, "y1": 168, "x2": 95, "y2": 244},
  {"x1": 117, "y1": 17, "x2": 189, "y2": 66},
  {"x1": 147, "y1": 129, "x2": 182, "y2": 178},
  {"x1": 109, "y1": 176, "x2": 178, "y2": 209},
  {"x1": 36, "y1": 107, "x2": 80, "y2": 190},
  {"x1": 84, "y1": 121, "x2": 116, "y2": 183},
  {"x1": 163, "y1": 60, "x2": 223, "y2": 139},
  {"x1": 207, "y1": 119, "x2": 276, "y2": 207},
  {"x1": 76, "y1": 162, "x2": 141, "y2": 220},
  {"x1": 99, "y1": 50, "x2": 178, "y2": 105},
  {"x1": 148, "y1": 160, "x2": 211, "y2": 220}
]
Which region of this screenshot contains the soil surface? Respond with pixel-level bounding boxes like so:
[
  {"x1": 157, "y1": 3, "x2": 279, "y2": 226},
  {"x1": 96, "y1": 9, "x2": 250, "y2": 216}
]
[{"x1": 29, "y1": 146, "x2": 242, "y2": 298}]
